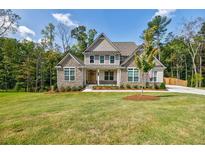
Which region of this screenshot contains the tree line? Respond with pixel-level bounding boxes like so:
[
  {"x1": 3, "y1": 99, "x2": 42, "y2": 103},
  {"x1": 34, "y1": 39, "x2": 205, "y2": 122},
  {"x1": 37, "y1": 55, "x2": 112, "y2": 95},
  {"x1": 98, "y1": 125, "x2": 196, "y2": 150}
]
[
  {"x1": 143, "y1": 16, "x2": 205, "y2": 87},
  {"x1": 0, "y1": 9, "x2": 97, "y2": 91},
  {"x1": 0, "y1": 9, "x2": 205, "y2": 92}
]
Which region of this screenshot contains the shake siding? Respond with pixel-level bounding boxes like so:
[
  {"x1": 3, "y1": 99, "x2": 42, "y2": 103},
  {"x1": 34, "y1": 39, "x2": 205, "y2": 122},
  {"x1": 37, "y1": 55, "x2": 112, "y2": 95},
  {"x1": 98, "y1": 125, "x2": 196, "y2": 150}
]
[{"x1": 89, "y1": 39, "x2": 117, "y2": 51}]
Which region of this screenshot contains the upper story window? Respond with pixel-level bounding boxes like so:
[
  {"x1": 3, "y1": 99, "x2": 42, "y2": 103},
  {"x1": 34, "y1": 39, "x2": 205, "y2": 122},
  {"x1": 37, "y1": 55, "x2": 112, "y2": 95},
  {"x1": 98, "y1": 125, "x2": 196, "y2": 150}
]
[
  {"x1": 128, "y1": 68, "x2": 138, "y2": 82},
  {"x1": 64, "y1": 68, "x2": 75, "y2": 81},
  {"x1": 110, "y1": 56, "x2": 115, "y2": 64},
  {"x1": 100, "y1": 56, "x2": 104, "y2": 64},
  {"x1": 90, "y1": 55, "x2": 94, "y2": 63}
]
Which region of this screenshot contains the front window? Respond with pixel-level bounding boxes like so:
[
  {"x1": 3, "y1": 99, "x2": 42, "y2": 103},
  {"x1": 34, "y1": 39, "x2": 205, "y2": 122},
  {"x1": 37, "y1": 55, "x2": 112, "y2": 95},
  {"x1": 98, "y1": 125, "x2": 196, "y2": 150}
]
[
  {"x1": 100, "y1": 56, "x2": 104, "y2": 64},
  {"x1": 104, "y1": 71, "x2": 114, "y2": 80},
  {"x1": 150, "y1": 71, "x2": 157, "y2": 82},
  {"x1": 128, "y1": 68, "x2": 138, "y2": 82},
  {"x1": 90, "y1": 56, "x2": 94, "y2": 63},
  {"x1": 64, "y1": 68, "x2": 75, "y2": 81},
  {"x1": 110, "y1": 56, "x2": 115, "y2": 64}
]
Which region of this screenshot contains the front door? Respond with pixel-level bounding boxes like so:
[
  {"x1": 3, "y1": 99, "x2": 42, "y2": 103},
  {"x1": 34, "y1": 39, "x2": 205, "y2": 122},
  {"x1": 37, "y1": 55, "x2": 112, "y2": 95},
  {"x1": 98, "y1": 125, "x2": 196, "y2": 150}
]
[{"x1": 87, "y1": 70, "x2": 96, "y2": 84}]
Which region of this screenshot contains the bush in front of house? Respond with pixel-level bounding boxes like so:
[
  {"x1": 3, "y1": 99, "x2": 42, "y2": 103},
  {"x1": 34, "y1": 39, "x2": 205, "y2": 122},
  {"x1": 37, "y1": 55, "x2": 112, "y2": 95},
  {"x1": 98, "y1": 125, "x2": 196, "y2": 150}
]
[
  {"x1": 60, "y1": 86, "x2": 65, "y2": 92},
  {"x1": 145, "y1": 82, "x2": 150, "y2": 89},
  {"x1": 120, "y1": 84, "x2": 124, "y2": 89},
  {"x1": 126, "y1": 84, "x2": 131, "y2": 89},
  {"x1": 111, "y1": 86, "x2": 119, "y2": 90},
  {"x1": 154, "y1": 84, "x2": 159, "y2": 89},
  {"x1": 78, "y1": 86, "x2": 84, "y2": 91},
  {"x1": 71, "y1": 86, "x2": 78, "y2": 91},
  {"x1": 133, "y1": 85, "x2": 139, "y2": 89},
  {"x1": 159, "y1": 83, "x2": 166, "y2": 89},
  {"x1": 65, "y1": 86, "x2": 71, "y2": 92}
]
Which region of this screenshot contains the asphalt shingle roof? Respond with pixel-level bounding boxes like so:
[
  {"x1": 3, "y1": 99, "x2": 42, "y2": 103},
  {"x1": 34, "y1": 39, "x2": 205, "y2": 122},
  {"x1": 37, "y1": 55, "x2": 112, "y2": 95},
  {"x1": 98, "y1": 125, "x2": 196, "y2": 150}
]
[{"x1": 112, "y1": 42, "x2": 137, "y2": 56}]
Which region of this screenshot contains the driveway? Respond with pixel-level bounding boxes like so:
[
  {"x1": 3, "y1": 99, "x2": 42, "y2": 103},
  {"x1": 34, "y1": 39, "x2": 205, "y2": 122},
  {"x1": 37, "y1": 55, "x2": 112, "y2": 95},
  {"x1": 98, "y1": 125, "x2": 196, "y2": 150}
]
[{"x1": 166, "y1": 85, "x2": 205, "y2": 96}]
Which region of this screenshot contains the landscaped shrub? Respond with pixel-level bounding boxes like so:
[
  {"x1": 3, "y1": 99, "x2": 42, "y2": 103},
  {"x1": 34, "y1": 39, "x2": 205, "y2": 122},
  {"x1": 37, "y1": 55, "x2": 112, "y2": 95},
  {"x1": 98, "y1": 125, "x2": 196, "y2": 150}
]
[
  {"x1": 126, "y1": 84, "x2": 131, "y2": 89},
  {"x1": 145, "y1": 82, "x2": 150, "y2": 88},
  {"x1": 93, "y1": 86, "x2": 119, "y2": 90},
  {"x1": 120, "y1": 84, "x2": 124, "y2": 89},
  {"x1": 154, "y1": 84, "x2": 159, "y2": 89},
  {"x1": 133, "y1": 85, "x2": 138, "y2": 89},
  {"x1": 78, "y1": 86, "x2": 83, "y2": 91},
  {"x1": 111, "y1": 86, "x2": 119, "y2": 90},
  {"x1": 60, "y1": 86, "x2": 65, "y2": 92},
  {"x1": 71, "y1": 86, "x2": 78, "y2": 91},
  {"x1": 159, "y1": 83, "x2": 166, "y2": 89},
  {"x1": 65, "y1": 86, "x2": 71, "y2": 92}
]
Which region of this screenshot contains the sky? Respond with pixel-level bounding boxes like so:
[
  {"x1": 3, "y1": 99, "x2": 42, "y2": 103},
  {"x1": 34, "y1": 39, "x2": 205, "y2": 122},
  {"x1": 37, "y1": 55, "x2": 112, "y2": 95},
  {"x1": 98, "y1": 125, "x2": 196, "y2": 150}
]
[{"x1": 10, "y1": 9, "x2": 205, "y2": 49}]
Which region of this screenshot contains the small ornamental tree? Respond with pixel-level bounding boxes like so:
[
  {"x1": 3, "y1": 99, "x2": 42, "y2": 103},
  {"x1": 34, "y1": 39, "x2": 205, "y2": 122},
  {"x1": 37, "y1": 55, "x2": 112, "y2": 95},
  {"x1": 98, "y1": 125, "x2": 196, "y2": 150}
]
[{"x1": 135, "y1": 26, "x2": 158, "y2": 95}]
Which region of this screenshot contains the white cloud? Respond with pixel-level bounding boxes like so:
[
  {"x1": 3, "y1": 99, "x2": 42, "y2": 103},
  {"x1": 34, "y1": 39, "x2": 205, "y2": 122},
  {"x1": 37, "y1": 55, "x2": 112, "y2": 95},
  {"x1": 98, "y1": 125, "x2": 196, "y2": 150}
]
[
  {"x1": 154, "y1": 9, "x2": 176, "y2": 17},
  {"x1": 18, "y1": 26, "x2": 35, "y2": 38},
  {"x1": 37, "y1": 38, "x2": 42, "y2": 43},
  {"x1": 25, "y1": 36, "x2": 33, "y2": 41},
  {"x1": 52, "y1": 13, "x2": 78, "y2": 27}
]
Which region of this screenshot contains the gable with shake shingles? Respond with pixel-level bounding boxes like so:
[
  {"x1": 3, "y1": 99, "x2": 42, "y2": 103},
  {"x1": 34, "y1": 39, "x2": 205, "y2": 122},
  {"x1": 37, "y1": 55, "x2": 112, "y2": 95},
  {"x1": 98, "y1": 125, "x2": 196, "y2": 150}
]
[{"x1": 84, "y1": 33, "x2": 120, "y2": 54}]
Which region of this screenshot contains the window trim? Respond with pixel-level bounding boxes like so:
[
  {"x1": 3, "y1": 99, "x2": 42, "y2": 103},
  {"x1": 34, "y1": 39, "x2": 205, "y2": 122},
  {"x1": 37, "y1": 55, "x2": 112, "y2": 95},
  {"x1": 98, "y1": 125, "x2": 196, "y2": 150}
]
[
  {"x1": 99, "y1": 55, "x2": 105, "y2": 64},
  {"x1": 109, "y1": 55, "x2": 115, "y2": 64},
  {"x1": 64, "y1": 67, "x2": 76, "y2": 82},
  {"x1": 90, "y1": 55, "x2": 95, "y2": 64},
  {"x1": 150, "y1": 70, "x2": 157, "y2": 82},
  {"x1": 127, "y1": 67, "x2": 139, "y2": 82}
]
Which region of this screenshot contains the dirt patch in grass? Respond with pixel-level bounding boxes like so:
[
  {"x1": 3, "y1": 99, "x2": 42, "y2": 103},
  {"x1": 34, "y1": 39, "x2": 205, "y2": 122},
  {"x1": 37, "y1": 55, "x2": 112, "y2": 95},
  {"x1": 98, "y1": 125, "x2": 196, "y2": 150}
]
[{"x1": 123, "y1": 95, "x2": 160, "y2": 101}]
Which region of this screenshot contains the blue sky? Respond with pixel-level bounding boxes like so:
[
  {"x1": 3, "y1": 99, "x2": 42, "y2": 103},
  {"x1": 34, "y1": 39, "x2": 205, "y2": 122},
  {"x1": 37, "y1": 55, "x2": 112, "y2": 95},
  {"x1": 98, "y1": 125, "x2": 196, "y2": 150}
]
[{"x1": 11, "y1": 9, "x2": 205, "y2": 47}]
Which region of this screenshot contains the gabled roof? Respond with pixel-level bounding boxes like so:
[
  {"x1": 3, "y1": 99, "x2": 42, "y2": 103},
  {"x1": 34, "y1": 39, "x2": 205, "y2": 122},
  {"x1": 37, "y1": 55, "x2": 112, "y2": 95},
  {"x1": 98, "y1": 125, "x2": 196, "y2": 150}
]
[
  {"x1": 121, "y1": 45, "x2": 166, "y2": 68},
  {"x1": 56, "y1": 52, "x2": 84, "y2": 66},
  {"x1": 84, "y1": 33, "x2": 121, "y2": 53},
  {"x1": 121, "y1": 45, "x2": 143, "y2": 66},
  {"x1": 112, "y1": 42, "x2": 137, "y2": 56}
]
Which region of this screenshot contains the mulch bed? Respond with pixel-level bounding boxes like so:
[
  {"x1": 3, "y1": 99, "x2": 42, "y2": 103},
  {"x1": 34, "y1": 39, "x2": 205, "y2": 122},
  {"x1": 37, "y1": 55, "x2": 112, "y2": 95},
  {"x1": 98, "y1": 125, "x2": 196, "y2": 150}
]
[{"x1": 123, "y1": 94, "x2": 160, "y2": 101}]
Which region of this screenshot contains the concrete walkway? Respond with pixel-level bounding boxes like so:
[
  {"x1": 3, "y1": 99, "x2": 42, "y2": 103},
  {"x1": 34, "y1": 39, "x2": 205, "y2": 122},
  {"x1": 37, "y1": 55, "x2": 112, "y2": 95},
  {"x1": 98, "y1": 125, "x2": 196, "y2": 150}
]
[{"x1": 83, "y1": 85, "x2": 205, "y2": 96}]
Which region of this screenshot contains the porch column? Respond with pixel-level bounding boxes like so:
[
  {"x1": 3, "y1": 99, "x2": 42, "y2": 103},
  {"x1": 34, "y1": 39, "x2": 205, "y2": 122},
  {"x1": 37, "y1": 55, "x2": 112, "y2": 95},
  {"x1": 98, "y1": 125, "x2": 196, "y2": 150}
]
[
  {"x1": 97, "y1": 69, "x2": 100, "y2": 85},
  {"x1": 117, "y1": 69, "x2": 121, "y2": 86}
]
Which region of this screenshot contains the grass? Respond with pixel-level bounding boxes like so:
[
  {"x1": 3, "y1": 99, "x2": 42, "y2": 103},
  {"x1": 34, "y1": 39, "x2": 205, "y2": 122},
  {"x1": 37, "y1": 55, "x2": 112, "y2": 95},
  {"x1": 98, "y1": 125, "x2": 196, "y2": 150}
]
[{"x1": 0, "y1": 92, "x2": 205, "y2": 144}]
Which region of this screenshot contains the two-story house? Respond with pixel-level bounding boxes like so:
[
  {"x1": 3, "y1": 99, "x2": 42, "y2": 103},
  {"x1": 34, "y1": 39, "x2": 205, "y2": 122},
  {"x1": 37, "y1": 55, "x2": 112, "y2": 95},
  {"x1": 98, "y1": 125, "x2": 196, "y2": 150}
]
[{"x1": 56, "y1": 33, "x2": 166, "y2": 88}]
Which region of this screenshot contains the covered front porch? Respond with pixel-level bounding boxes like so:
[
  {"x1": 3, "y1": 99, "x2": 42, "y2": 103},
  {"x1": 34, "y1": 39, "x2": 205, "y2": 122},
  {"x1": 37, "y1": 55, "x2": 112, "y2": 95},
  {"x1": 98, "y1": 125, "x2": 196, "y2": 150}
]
[{"x1": 84, "y1": 68, "x2": 121, "y2": 86}]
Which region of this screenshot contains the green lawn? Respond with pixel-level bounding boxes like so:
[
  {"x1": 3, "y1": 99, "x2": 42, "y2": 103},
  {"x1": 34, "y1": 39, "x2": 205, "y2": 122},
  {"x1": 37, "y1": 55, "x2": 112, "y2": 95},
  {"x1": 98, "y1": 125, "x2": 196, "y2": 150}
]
[{"x1": 0, "y1": 92, "x2": 205, "y2": 144}]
